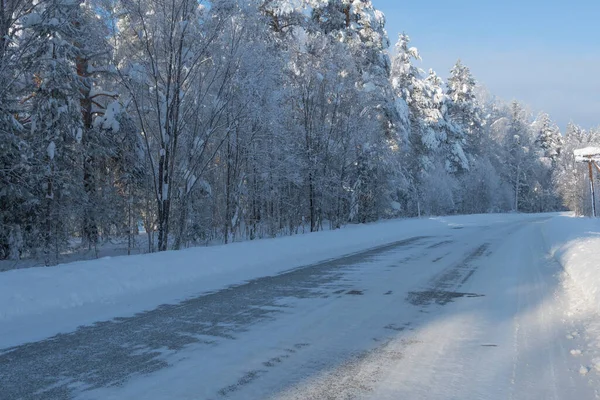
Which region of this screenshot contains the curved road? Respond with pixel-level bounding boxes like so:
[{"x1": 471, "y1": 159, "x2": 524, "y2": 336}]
[{"x1": 1, "y1": 216, "x2": 598, "y2": 399}]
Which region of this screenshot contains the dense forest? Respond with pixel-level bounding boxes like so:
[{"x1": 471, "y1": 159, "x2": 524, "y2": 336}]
[{"x1": 0, "y1": 0, "x2": 594, "y2": 264}]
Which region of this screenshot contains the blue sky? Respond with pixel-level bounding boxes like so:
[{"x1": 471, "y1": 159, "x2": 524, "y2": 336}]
[{"x1": 375, "y1": 0, "x2": 600, "y2": 130}]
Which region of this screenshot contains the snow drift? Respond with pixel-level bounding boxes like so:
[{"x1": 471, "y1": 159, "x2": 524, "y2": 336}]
[{"x1": 543, "y1": 215, "x2": 600, "y2": 312}]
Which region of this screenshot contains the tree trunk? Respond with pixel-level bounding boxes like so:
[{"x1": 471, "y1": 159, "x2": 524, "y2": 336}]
[
  {"x1": 173, "y1": 196, "x2": 188, "y2": 250},
  {"x1": 309, "y1": 171, "x2": 316, "y2": 232},
  {"x1": 157, "y1": 145, "x2": 171, "y2": 251},
  {"x1": 75, "y1": 20, "x2": 99, "y2": 250},
  {"x1": 224, "y1": 138, "x2": 232, "y2": 244},
  {"x1": 514, "y1": 163, "x2": 520, "y2": 212}
]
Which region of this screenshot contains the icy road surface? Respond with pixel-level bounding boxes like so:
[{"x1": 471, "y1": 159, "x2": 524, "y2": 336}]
[{"x1": 2, "y1": 216, "x2": 599, "y2": 399}]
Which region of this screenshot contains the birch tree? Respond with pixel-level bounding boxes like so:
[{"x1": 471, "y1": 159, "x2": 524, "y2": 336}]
[{"x1": 117, "y1": 0, "x2": 224, "y2": 251}]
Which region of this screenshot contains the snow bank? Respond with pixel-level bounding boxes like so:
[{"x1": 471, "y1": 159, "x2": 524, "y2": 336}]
[
  {"x1": 542, "y1": 215, "x2": 600, "y2": 312},
  {"x1": 0, "y1": 213, "x2": 549, "y2": 347}
]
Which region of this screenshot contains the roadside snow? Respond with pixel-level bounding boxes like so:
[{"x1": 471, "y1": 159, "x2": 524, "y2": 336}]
[
  {"x1": 542, "y1": 214, "x2": 600, "y2": 376},
  {"x1": 543, "y1": 215, "x2": 600, "y2": 315},
  {"x1": 0, "y1": 213, "x2": 551, "y2": 347}
]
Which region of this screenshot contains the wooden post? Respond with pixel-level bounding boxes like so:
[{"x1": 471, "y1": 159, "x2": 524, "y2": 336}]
[{"x1": 589, "y1": 161, "x2": 597, "y2": 218}]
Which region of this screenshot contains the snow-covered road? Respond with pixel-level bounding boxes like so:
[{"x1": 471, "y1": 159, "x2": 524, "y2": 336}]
[{"x1": 2, "y1": 215, "x2": 599, "y2": 399}]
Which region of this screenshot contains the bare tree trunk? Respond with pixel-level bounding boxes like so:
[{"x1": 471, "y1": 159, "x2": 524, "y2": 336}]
[
  {"x1": 308, "y1": 172, "x2": 316, "y2": 232},
  {"x1": 173, "y1": 196, "x2": 188, "y2": 250},
  {"x1": 44, "y1": 196, "x2": 52, "y2": 267},
  {"x1": 224, "y1": 137, "x2": 232, "y2": 244},
  {"x1": 157, "y1": 147, "x2": 171, "y2": 251},
  {"x1": 514, "y1": 163, "x2": 520, "y2": 212}
]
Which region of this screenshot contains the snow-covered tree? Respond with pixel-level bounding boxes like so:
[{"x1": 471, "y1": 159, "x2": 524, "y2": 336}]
[
  {"x1": 117, "y1": 0, "x2": 230, "y2": 251},
  {"x1": 554, "y1": 123, "x2": 594, "y2": 215},
  {"x1": 390, "y1": 34, "x2": 455, "y2": 214},
  {"x1": 20, "y1": 0, "x2": 88, "y2": 264},
  {"x1": 390, "y1": 34, "x2": 425, "y2": 157},
  {"x1": 445, "y1": 59, "x2": 482, "y2": 161},
  {"x1": 0, "y1": 0, "x2": 580, "y2": 265},
  {"x1": 425, "y1": 69, "x2": 468, "y2": 174},
  {"x1": 0, "y1": 0, "x2": 34, "y2": 260},
  {"x1": 504, "y1": 102, "x2": 531, "y2": 211},
  {"x1": 533, "y1": 112, "x2": 562, "y2": 165}
]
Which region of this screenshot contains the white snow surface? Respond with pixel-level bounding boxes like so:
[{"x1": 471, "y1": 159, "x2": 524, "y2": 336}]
[
  {"x1": 574, "y1": 147, "x2": 600, "y2": 162},
  {"x1": 543, "y1": 215, "x2": 600, "y2": 370},
  {"x1": 0, "y1": 213, "x2": 546, "y2": 348},
  {"x1": 543, "y1": 215, "x2": 600, "y2": 316},
  {"x1": 70, "y1": 212, "x2": 600, "y2": 400},
  {"x1": 7, "y1": 212, "x2": 600, "y2": 399},
  {"x1": 573, "y1": 147, "x2": 600, "y2": 157}
]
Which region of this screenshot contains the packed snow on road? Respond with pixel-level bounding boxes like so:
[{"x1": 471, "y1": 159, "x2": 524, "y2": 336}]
[{"x1": 3, "y1": 213, "x2": 600, "y2": 399}]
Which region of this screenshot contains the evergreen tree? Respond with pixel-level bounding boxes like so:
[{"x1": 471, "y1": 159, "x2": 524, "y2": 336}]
[
  {"x1": 533, "y1": 112, "x2": 562, "y2": 165},
  {"x1": 554, "y1": 123, "x2": 591, "y2": 215},
  {"x1": 445, "y1": 59, "x2": 482, "y2": 161},
  {"x1": 21, "y1": 0, "x2": 87, "y2": 264},
  {"x1": 0, "y1": 0, "x2": 581, "y2": 266}
]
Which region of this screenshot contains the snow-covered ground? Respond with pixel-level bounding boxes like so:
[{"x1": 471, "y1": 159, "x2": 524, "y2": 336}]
[
  {"x1": 543, "y1": 215, "x2": 600, "y2": 377},
  {"x1": 544, "y1": 215, "x2": 600, "y2": 311},
  {"x1": 4, "y1": 212, "x2": 600, "y2": 400},
  {"x1": 0, "y1": 213, "x2": 547, "y2": 348},
  {"x1": 0, "y1": 235, "x2": 150, "y2": 272}
]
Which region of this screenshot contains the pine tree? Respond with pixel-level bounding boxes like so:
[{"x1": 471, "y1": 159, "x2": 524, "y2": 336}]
[
  {"x1": 445, "y1": 59, "x2": 481, "y2": 161},
  {"x1": 21, "y1": 0, "x2": 87, "y2": 264},
  {"x1": 424, "y1": 69, "x2": 468, "y2": 174},
  {"x1": 0, "y1": 0, "x2": 33, "y2": 260},
  {"x1": 74, "y1": 1, "x2": 117, "y2": 250},
  {"x1": 390, "y1": 34, "x2": 425, "y2": 154},
  {"x1": 504, "y1": 101, "x2": 536, "y2": 212},
  {"x1": 533, "y1": 112, "x2": 562, "y2": 165}
]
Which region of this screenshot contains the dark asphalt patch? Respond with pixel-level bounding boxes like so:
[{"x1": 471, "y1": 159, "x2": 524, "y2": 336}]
[
  {"x1": 406, "y1": 244, "x2": 489, "y2": 307},
  {"x1": 0, "y1": 236, "x2": 430, "y2": 400},
  {"x1": 384, "y1": 324, "x2": 405, "y2": 332},
  {"x1": 427, "y1": 240, "x2": 454, "y2": 249},
  {"x1": 346, "y1": 290, "x2": 364, "y2": 296},
  {"x1": 217, "y1": 369, "x2": 267, "y2": 397},
  {"x1": 407, "y1": 290, "x2": 484, "y2": 306}
]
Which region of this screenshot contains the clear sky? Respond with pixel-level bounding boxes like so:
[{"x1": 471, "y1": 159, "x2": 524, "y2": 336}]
[{"x1": 375, "y1": 0, "x2": 600, "y2": 131}]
